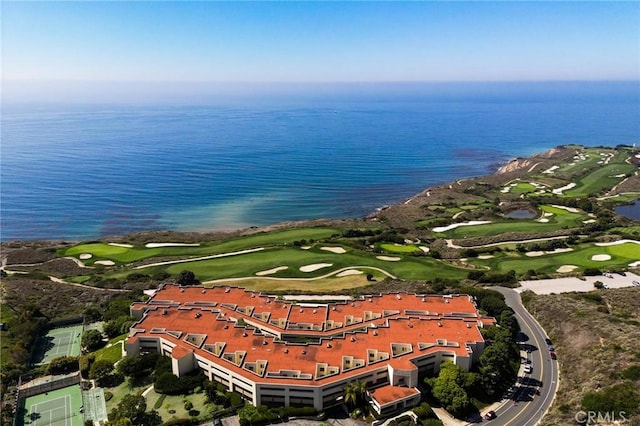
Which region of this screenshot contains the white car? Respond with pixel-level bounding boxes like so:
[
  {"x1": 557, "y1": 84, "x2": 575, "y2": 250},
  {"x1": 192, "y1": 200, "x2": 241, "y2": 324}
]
[{"x1": 524, "y1": 365, "x2": 533, "y2": 374}]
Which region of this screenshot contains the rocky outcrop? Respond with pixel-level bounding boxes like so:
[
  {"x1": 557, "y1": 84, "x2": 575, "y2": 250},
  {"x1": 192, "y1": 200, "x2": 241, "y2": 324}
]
[{"x1": 496, "y1": 158, "x2": 537, "y2": 174}]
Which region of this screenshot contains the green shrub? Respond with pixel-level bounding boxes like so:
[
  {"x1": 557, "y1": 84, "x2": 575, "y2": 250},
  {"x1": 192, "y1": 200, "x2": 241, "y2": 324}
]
[
  {"x1": 103, "y1": 391, "x2": 113, "y2": 402},
  {"x1": 622, "y1": 365, "x2": 640, "y2": 381},
  {"x1": 154, "y1": 394, "x2": 166, "y2": 409},
  {"x1": 413, "y1": 402, "x2": 435, "y2": 419},
  {"x1": 582, "y1": 382, "x2": 640, "y2": 416}
]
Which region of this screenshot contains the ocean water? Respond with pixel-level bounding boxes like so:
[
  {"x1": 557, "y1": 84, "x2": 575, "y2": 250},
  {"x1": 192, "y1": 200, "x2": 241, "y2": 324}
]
[{"x1": 2, "y1": 82, "x2": 638, "y2": 241}]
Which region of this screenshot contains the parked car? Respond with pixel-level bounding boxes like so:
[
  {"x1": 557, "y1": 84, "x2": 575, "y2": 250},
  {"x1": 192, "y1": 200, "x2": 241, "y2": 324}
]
[
  {"x1": 545, "y1": 338, "x2": 552, "y2": 345},
  {"x1": 550, "y1": 351, "x2": 557, "y2": 360},
  {"x1": 548, "y1": 346, "x2": 555, "y2": 352},
  {"x1": 632, "y1": 280, "x2": 639, "y2": 287},
  {"x1": 484, "y1": 410, "x2": 497, "y2": 420},
  {"x1": 524, "y1": 365, "x2": 533, "y2": 374}
]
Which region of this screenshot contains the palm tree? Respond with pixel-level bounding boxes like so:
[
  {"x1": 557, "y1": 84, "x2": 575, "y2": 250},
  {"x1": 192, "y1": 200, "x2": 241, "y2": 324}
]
[{"x1": 344, "y1": 380, "x2": 367, "y2": 408}]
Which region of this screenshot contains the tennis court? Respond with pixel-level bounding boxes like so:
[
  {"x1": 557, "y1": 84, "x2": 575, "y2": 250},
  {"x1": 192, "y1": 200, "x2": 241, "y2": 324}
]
[
  {"x1": 82, "y1": 388, "x2": 108, "y2": 425},
  {"x1": 21, "y1": 385, "x2": 83, "y2": 426},
  {"x1": 33, "y1": 325, "x2": 83, "y2": 365}
]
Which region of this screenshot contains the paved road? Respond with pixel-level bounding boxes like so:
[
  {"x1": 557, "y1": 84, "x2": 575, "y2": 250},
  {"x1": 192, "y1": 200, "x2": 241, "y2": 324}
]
[{"x1": 483, "y1": 288, "x2": 559, "y2": 426}]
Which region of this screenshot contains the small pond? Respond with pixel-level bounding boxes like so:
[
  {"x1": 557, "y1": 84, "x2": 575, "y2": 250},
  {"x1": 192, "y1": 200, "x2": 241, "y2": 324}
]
[
  {"x1": 615, "y1": 199, "x2": 640, "y2": 220},
  {"x1": 505, "y1": 209, "x2": 537, "y2": 219}
]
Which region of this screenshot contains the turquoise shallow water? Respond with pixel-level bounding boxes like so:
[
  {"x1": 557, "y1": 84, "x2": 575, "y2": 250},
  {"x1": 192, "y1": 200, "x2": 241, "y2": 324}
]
[{"x1": 1, "y1": 82, "x2": 638, "y2": 241}]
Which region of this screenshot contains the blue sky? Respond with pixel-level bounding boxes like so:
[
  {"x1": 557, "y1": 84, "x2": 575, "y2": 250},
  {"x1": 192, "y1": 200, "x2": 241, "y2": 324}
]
[{"x1": 2, "y1": 1, "x2": 639, "y2": 83}]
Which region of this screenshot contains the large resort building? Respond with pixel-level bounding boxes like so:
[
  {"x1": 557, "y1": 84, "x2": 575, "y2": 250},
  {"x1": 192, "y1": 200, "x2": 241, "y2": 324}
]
[{"x1": 127, "y1": 285, "x2": 495, "y2": 415}]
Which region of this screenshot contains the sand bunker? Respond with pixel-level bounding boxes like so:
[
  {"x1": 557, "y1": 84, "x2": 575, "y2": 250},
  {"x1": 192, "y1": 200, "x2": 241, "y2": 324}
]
[
  {"x1": 336, "y1": 269, "x2": 363, "y2": 277},
  {"x1": 79, "y1": 253, "x2": 93, "y2": 260},
  {"x1": 300, "y1": 263, "x2": 333, "y2": 272},
  {"x1": 108, "y1": 243, "x2": 133, "y2": 248},
  {"x1": 321, "y1": 246, "x2": 346, "y2": 254},
  {"x1": 95, "y1": 260, "x2": 115, "y2": 266},
  {"x1": 591, "y1": 254, "x2": 612, "y2": 261},
  {"x1": 629, "y1": 261, "x2": 640, "y2": 267},
  {"x1": 478, "y1": 255, "x2": 494, "y2": 259},
  {"x1": 537, "y1": 218, "x2": 550, "y2": 223},
  {"x1": 145, "y1": 242, "x2": 200, "y2": 248},
  {"x1": 256, "y1": 266, "x2": 288, "y2": 276},
  {"x1": 300, "y1": 246, "x2": 311, "y2": 250},
  {"x1": 583, "y1": 219, "x2": 596, "y2": 224},
  {"x1": 596, "y1": 239, "x2": 640, "y2": 246},
  {"x1": 551, "y1": 204, "x2": 580, "y2": 213},
  {"x1": 557, "y1": 265, "x2": 578, "y2": 273},
  {"x1": 552, "y1": 183, "x2": 576, "y2": 195},
  {"x1": 377, "y1": 256, "x2": 401, "y2": 262},
  {"x1": 526, "y1": 248, "x2": 573, "y2": 257},
  {"x1": 419, "y1": 246, "x2": 430, "y2": 253},
  {"x1": 432, "y1": 221, "x2": 491, "y2": 233}
]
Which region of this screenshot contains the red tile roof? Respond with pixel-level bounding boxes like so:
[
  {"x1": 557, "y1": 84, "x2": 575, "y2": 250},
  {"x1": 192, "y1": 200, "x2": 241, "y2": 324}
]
[
  {"x1": 369, "y1": 385, "x2": 420, "y2": 407},
  {"x1": 128, "y1": 285, "x2": 493, "y2": 387}
]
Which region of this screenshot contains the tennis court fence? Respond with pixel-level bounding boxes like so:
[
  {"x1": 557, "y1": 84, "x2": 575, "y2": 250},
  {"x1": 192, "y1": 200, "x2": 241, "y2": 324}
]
[{"x1": 17, "y1": 372, "x2": 81, "y2": 398}]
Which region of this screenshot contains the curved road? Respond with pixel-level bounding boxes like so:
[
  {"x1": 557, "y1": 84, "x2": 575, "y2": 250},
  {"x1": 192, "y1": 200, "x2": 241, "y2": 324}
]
[{"x1": 484, "y1": 288, "x2": 559, "y2": 426}]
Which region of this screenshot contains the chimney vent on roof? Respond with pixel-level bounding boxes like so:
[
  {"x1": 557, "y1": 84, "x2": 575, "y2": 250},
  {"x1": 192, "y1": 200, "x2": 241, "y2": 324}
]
[
  {"x1": 263, "y1": 340, "x2": 268, "y2": 345},
  {"x1": 332, "y1": 307, "x2": 336, "y2": 311},
  {"x1": 408, "y1": 322, "x2": 413, "y2": 328},
  {"x1": 180, "y1": 288, "x2": 185, "y2": 293},
  {"x1": 313, "y1": 309, "x2": 317, "y2": 314},
  {"x1": 242, "y1": 332, "x2": 248, "y2": 337},
  {"x1": 225, "y1": 288, "x2": 230, "y2": 293},
  {"x1": 195, "y1": 313, "x2": 202, "y2": 318},
  {"x1": 351, "y1": 303, "x2": 355, "y2": 307},
  {"x1": 224, "y1": 324, "x2": 229, "y2": 329},
  {"x1": 162, "y1": 309, "x2": 167, "y2": 315},
  {"x1": 373, "y1": 330, "x2": 378, "y2": 336},
  {"x1": 396, "y1": 294, "x2": 401, "y2": 300},
  {"x1": 284, "y1": 348, "x2": 289, "y2": 354},
  {"x1": 300, "y1": 308, "x2": 304, "y2": 313},
  {"x1": 301, "y1": 350, "x2": 307, "y2": 355},
  {"x1": 326, "y1": 343, "x2": 332, "y2": 348},
  {"x1": 202, "y1": 289, "x2": 206, "y2": 294},
  {"x1": 350, "y1": 336, "x2": 356, "y2": 342},
  {"x1": 438, "y1": 322, "x2": 442, "y2": 327},
  {"x1": 445, "y1": 299, "x2": 449, "y2": 304},
  {"x1": 422, "y1": 297, "x2": 426, "y2": 302},
  {"x1": 251, "y1": 294, "x2": 255, "y2": 298}
]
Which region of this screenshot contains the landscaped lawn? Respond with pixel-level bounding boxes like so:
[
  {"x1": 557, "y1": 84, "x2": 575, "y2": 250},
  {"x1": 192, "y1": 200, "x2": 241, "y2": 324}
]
[
  {"x1": 145, "y1": 389, "x2": 218, "y2": 424},
  {"x1": 93, "y1": 335, "x2": 126, "y2": 364}
]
